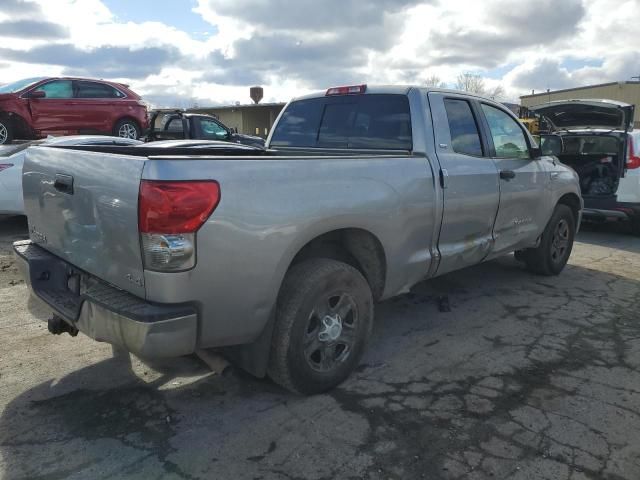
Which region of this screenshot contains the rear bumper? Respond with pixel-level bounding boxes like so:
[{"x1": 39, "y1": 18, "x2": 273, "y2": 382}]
[{"x1": 13, "y1": 240, "x2": 197, "y2": 358}]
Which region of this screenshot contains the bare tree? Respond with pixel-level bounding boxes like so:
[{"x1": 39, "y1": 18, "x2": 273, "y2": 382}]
[
  {"x1": 423, "y1": 74, "x2": 447, "y2": 88},
  {"x1": 455, "y1": 73, "x2": 505, "y2": 100},
  {"x1": 486, "y1": 84, "x2": 505, "y2": 100}
]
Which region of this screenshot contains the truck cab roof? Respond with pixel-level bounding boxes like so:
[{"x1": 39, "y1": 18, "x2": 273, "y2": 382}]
[{"x1": 292, "y1": 84, "x2": 501, "y2": 102}]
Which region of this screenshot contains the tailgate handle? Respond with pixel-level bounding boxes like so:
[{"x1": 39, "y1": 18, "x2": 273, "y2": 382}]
[{"x1": 54, "y1": 174, "x2": 74, "y2": 195}]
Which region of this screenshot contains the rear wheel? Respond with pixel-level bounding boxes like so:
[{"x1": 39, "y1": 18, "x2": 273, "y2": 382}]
[
  {"x1": 114, "y1": 119, "x2": 140, "y2": 140},
  {"x1": 522, "y1": 204, "x2": 576, "y2": 276},
  {"x1": 0, "y1": 118, "x2": 13, "y2": 145},
  {"x1": 268, "y1": 259, "x2": 374, "y2": 395}
]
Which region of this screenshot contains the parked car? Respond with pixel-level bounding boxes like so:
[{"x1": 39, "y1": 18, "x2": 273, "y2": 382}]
[
  {"x1": 532, "y1": 99, "x2": 638, "y2": 234},
  {"x1": 0, "y1": 135, "x2": 142, "y2": 215},
  {"x1": 14, "y1": 85, "x2": 582, "y2": 394},
  {"x1": 617, "y1": 130, "x2": 640, "y2": 233},
  {"x1": 147, "y1": 110, "x2": 265, "y2": 147},
  {"x1": 0, "y1": 77, "x2": 149, "y2": 144}
]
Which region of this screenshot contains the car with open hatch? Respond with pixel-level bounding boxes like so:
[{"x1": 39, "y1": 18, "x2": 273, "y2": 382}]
[{"x1": 532, "y1": 99, "x2": 638, "y2": 234}]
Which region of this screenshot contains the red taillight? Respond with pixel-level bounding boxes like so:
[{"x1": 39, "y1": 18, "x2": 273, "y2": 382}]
[
  {"x1": 138, "y1": 180, "x2": 220, "y2": 234},
  {"x1": 0, "y1": 163, "x2": 14, "y2": 173},
  {"x1": 627, "y1": 137, "x2": 640, "y2": 169},
  {"x1": 326, "y1": 84, "x2": 367, "y2": 96}
]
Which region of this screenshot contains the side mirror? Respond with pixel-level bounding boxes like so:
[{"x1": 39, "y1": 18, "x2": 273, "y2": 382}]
[
  {"x1": 539, "y1": 134, "x2": 563, "y2": 156},
  {"x1": 28, "y1": 90, "x2": 46, "y2": 99}
]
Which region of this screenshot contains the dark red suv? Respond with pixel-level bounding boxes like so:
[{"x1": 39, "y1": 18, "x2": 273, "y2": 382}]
[{"x1": 0, "y1": 77, "x2": 149, "y2": 144}]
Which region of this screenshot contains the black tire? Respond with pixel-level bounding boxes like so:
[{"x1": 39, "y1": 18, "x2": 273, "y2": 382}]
[
  {"x1": 513, "y1": 249, "x2": 525, "y2": 263},
  {"x1": 268, "y1": 259, "x2": 374, "y2": 395},
  {"x1": 522, "y1": 204, "x2": 576, "y2": 276},
  {"x1": 113, "y1": 118, "x2": 140, "y2": 139},
  {"x1": 0, "y1": 118, "x2": 13, "y2": 145}
]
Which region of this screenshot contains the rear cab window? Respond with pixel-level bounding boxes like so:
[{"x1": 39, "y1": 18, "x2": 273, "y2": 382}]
[
  {"x1": 270, "y1": 94, "x2": 412, "y2": 150},
  {"x1": 165, "y1": 117, "x2": 185, "y2": 133}
]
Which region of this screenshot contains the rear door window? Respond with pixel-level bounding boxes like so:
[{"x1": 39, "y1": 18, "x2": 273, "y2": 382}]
[
  {"x1": 75, "y1": 81, "x2": 124, "y2": 98},
  {"x1": 443, "y1": 98, "x2": 483, "y2": 156},
  {"x1": 271, "y1": 94, "x2": 412, "y2": 150}
]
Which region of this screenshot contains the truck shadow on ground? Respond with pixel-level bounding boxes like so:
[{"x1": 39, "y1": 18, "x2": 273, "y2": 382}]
[{"x1": 1, "y1": 235, "x2": 639, "y2": 479}]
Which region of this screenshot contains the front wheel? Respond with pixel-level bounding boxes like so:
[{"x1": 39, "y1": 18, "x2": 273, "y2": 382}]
[
  {"x1": 114, "y1": 119, "x2": 140, "y2": 140},
  {"x1": 522, "y1": 204, "x2": 576, "y2": 276},
  {"x1": 0, "y1": 118, "x2": 13, "y2": 145},
  {"x1": 268, "y1": 259, "x2": 374, "y2": 395}
]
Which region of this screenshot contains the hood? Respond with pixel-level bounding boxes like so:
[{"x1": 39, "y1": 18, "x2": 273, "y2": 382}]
[
  {"x1": 0, "y1": 93, "x2": 13, "y2": 102},
  {"x1": 530, "y1": 99, "x2": 634, "y2": 132}
]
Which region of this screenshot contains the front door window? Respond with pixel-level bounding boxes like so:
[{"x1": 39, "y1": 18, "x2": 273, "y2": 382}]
[
  {"x1": 34, "y1": 80, "x2": 73, "y2": 99},
  {"x1": 481, "y1": 104, "x2": 530, "y2": 159}
]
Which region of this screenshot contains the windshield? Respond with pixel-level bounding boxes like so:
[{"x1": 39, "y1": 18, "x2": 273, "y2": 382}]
[{"x1": 0, "y1": 77, "x2": 47, "y2": 94}]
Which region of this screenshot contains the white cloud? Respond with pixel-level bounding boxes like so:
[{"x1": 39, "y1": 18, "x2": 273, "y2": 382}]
[{"x1": 0, "y1": 0, "x2": 638, "y2": 106}]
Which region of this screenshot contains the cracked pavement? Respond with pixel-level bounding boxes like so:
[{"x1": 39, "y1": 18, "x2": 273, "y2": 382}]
[{"x1": 1, "y1": 215, "x2": 639, "y2": 479}]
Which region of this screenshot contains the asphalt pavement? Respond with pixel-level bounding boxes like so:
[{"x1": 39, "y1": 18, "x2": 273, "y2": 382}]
[{"x1": 1, "y1": 215, "x2": 639, "y2": 480}]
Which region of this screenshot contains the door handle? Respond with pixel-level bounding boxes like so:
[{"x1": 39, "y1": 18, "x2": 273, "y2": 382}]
[
  {"x1": 500, "y1": 170, "x2": 516, "y2": 180},
  {"x1": 54, "y1": 174, "x2": 74, "y2": 195}
]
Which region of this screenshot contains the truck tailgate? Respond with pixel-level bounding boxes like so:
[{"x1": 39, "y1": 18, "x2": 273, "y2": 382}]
[{"x1": 22, "y1": 146, "x2": 147, "y2": 298}]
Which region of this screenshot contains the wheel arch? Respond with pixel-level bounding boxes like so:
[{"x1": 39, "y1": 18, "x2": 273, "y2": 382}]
[
  {"x1": 113, "y1": 116, "x2": 141, "y2": 134},
  {"x1": 286, "y1": 227, "x2": 387, "y2": 302},
  {"x1": 556, "y1": 192, "x2": 582, "y2": 225},
  {"x1": 221, "y1": 227, "x2": 387, "y2": 379},
  {"x1": 0, "y1": 111, "x2": 32, "y2": 139}
]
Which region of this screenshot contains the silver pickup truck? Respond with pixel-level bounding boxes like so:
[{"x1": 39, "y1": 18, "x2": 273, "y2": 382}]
[{"x1": 14, "y1": 85, "x2": 582, "y2": 394}]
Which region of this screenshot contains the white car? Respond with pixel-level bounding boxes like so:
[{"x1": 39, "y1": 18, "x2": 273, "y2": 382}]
[
  {"x1": 0, "y1": 135, "x2": 141, "y2": 215},
  {"x1": 617, "y1": 130, "x2": 640, "y2": 234}
]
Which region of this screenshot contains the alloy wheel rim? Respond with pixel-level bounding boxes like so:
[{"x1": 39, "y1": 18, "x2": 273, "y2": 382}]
[
  {"x1": 118, "y1": 123, "x2": 137, "y2": 139},
  {"x1": 0, "y1": 124, "x2": 7, "y2": 144},
  {"x1": 551, "y1": 219, "x2": 570, "y2": 262},
  {"x1": 303, "y1": 292, "x2": 358, "y2": 373}
]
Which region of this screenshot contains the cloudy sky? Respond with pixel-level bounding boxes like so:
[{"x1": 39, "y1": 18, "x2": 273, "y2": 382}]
[{"x1": 0, "y1": 0, "x2": 639, "y2": 107}]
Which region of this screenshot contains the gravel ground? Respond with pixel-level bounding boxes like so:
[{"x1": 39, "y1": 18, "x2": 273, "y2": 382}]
[{"x1": 0, "y1": 215, "x2": 639, "y2": 480}]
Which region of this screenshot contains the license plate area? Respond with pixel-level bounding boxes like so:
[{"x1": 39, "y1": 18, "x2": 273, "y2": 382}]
[{"x1": 29, "y1": 254, "x2": 85, "y2": 321}]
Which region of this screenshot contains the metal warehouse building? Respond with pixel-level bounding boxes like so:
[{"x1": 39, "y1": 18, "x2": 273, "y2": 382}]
[
  {"x1": 520, "y1": 81, "x2": 640, "y2": 129},
  {"x1": 188, "y1": 102, "x2": 286, "y2": 138}
]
